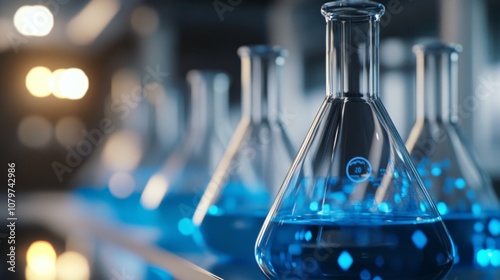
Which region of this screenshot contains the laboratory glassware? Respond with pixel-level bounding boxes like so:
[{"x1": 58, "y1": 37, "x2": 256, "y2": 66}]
[
  {"x1": 140, "y1": 70, "x2": 232, "y2": 252},
  {"x1": 407, "y1": 42, "x2": 500, "y2": 269},
  {"x1": 193, "y1": 45, "x2": 296, "y2": 261},
  {"x1": 255, "y1": 2, "x2": 455, "y2": 279}
]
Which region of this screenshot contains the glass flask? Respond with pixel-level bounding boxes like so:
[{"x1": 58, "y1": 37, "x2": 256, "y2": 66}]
[
  {"x1": 193, "y1": 45, "x2": 296, "y2": 261},
  {"x1": 255, "y1": 2, "x2": 455, "y2": 279},
  {"x1": 406, "y1": 43, "x2": 500, "y2": 271},
  {"x1": 140, "y1": 70, "x2": 232, "y2": 252}
]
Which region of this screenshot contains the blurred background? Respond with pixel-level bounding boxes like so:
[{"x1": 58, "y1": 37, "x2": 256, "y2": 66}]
[{"x1": 1, "y1": 0, "x2": 500, "y2": 279}]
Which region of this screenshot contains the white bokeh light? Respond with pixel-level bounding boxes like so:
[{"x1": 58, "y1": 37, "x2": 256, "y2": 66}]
[{"x1": 14, "y1": 5, "x2": 54, "y2": 37}]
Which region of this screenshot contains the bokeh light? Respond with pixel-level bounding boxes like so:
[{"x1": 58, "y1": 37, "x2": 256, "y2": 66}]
[
  {"x1": 14, "y1": 5, "x2": 54, "y2": 37},
  {"x1": 58, "y1": 68, "x2": 89, "y2": 100},
  {"x1": 18, "y1": 115, "x2": 53, "y2": 148},
  {"x1": 102, "y1": 130, "x2": 142, "y2": 171},
  {"x1": 56, "y1": 251, "x2": 90, "y2": 280},
  {"x1": 49, "y1": 69, "x2": 67, "y2": 99},
  {"x1": 141, "y1": 175, "x2": 169, "y2": 210},
  {"x1": 130, "y1": 5, "x2": 159, "y2": 36},
  {"x1": 26, "y1": 66, "x2": 52, "y2": 98},
  {"x1": 55, "y1": 116, "x2": 85, "y2": 146},
  {"x1": 26, "y1": 241, "x2": 56, "y2": 279},
  {"x1": 109, "y1": 172, "x2": 136, "y2": 199}
]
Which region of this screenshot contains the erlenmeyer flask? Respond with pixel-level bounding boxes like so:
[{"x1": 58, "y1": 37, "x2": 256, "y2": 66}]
[
  {"x1": 255, "y1": 2, "x2": 455, "y2": 279},
  {"x1": 193, "y1": 45, "x2": 296, "y2": 261},
  {"x1": 406, "y1": 43, "x2": 500, "y2": 269},
  {"x1": 140, "y1": 70, "x2": 232, "y2": 252}
]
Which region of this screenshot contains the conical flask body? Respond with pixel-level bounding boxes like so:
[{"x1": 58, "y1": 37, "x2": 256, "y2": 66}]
[
  {"x1": 255, "y1": 96, "x2": 455, "y2": 279},
  {"x1": 407, "y1": 43, "x2": 500, "y2": 270}
]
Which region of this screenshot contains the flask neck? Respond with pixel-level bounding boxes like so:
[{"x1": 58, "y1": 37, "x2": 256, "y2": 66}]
[
  {"x1": 325, "y1": 15, "x2": 381, "y2": 99},
  {"x1": 239, "y1": 46, "x2": 287, "y2": 124},
  {"x1": 187, "y1": 71, "x2": 230, "y2": 135},
  {"x1": 414, "y1": 44, "x2": 461, "y2": 123}
]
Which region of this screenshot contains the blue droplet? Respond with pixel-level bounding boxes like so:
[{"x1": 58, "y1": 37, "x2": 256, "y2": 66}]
[
  {"x1": 304, "y1": 230, "x2": 313, "y2": 242},
  {"x1": 378, "y1": 202, "x2": 392, "y2": 213},
  {"x1": 491, "y1": 250, "x2": 500, "y2": 267},
  {"x1": 454, "y1": 178, "x2": 466, "y2": 189},
  {"x1": 472, "y1": 203, "x2": 482, "y2": 215},
  {"x1": 412, "y1": 230, "x2": 428, "y2": 249},
  {"x1": 477, "y1": 249, "x2": 490, "y2": 267},
  {"x1": 208, "y1": 205, "x2": 219, "y2": 215},
  {"x1": 375, "y1": 256, "x2": 384, "y2": 267},
  {"x1": 359, "y1": 269, "x2": 371, "y2": 280},
  {"x1": 431, "y1": 166, "x2": 442, "y2": 176},
  {"x1": 394, "y1": 193, "x2": 401, "y2": 204},
  {"x1": 288, "y1": 244, "x2": 302, "y2": 255},
  {"x1": 177, "y1": 218, "x2": 194, "y2": 236},
  {"x1": 393, "y1": 171, "x2": 399, "y2": 179},
  {"x1": 436, "y1": 202, "x2": 448, "y2": 215},
  {"x1": 309, "y1": 201, "x2": 319, "y2": 211},
  {"x1": 338, "y1": 251, "x2": 353, "y2": 271},
  {"x1": 419, "y1": 202, "x2": 427, "y2": 212},
  {"x1": 322, "y1": 204, "x2": 331, "y2": 213},
  {"x1": 488, "y1": 219, "x2": 500, "y2": 236},
  {"x1": 474, "y1": 222, "x2": 484, "y2": 233}
]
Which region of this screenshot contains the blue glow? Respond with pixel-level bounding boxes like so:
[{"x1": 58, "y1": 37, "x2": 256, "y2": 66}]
[
  {"x1": 393, "y1": 170, "x2": 399, "y2": 179},
  {"x1": 431, "y1": 166, "x2": 442, "y2": 176},
  {"x1": 491, "y1": 250, "x2": 500, "y2": 267},
  {"x1": 305, "y1": 230, "x2": 313, "y2": 242},
  {"x1": 373, "y1": 277, "x2": 382, "y2": 280},
  {"x1": 419, "y1": 202, "x2": 427, "y2": 212},
  {"x1": 476, "y1": 249, "x2": 490, "y2": 267},
  {"x1": 322, "y1": 204, "x2": 331, "y2": 212},
  {"x1": 412, "y1": 230, "x2": 428, "y2": 249},
  {"x1": 378, "y1": 202, "x2": 392, "y2": 213},
  {"x1": 375, "y1": 256, "x2": 384, "y2": 267},
  {"x1": 208, "y1": 205, "x2": 219, "y2": 215},
  {"x1": 343, "y1": 184, "x2": 354, "y2": 194},
  {"x1": 488, "y1": 219, "x2": 500, "y2": 236},
  {"x1": 178, "y1": 218, "x2": 194, "y2": 236},
  {"x1": 330, "y1": 192, "x2": 347, "y2": 203},
  {"x1": 337, "y1": 250, "x2": 353, "y2": 271},
  {"x1": 454, "y1": 178, "x2": 466, "y2": 189},
  {"x1": 294, "y1": 231, "x2": 299, "y2": 240},
  {"x1": 417, "y1": 166, "x2": 428, "y2": 177},
  {"x1": 309, "y1": 201, "x2": 319, "y2": 211},
  {"x1": 472, "y1": 203, "x2": 482, "y2": 215},
  {"x1": 474, "y1": 222, "x2": 484, "y2": 233},
  {"x1": 288, "y1": 244, "x2": 302, "y2": 255},
  {"x1": 360, "y1": 269, "x2": 371, "y2": 280},
  {"x1": 394, "y1": 193, "x2": 401, "y2": 204},
  {"x1": 436, "y1": 202, "x2": 448, "y2": 215},
  {"x1": 423, "y1": 178, "x2": 433, "y2": 190}
]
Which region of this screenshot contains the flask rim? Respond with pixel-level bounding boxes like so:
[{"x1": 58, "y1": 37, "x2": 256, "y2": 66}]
[
  {"x1": 412, "y1": 42, "x2": 463, "y2": 54},
  {"x1": 321, "y1": 0, "x2": 385, "y2": 21}
]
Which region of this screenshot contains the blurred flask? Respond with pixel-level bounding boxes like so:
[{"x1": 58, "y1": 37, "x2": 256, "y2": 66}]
[
  {"x1": 193, "y1": 45, "x2": 296, "y2": 261},
  {"x1": 407, "y1": 42, "x2": 500, "y2": 273},
  {"x1": 141, "y1": 70, "x2": 232, "y2": 252}
]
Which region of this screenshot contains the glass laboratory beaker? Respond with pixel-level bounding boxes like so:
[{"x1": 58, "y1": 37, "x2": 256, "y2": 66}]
[
  {"x1": 255, "y1": 2, "x2": 455, "y2": 279},
  {"x1": 140, "y1": 70, "x2": 232, "y2": 252},
  {"x1": 193, "y1": 45, "x2": 296, "y2": 261},
  {"x1": 407, "y1": 43, "x2": 500, "y2": 270}
]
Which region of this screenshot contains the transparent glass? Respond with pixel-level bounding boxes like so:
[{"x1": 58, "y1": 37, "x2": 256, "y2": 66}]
[
  {"x1": 255, "y1": 2, "x2": 455, "y2": 279},
  {"x1": 406, "y1": 43, "x2": 500, "y2": 271},
  {"x1": 140, "y1": 70, "x2": 232, "y2": 252},
  {"x1": 192, "y1": 45, "x2": 296, "y2": 261}
]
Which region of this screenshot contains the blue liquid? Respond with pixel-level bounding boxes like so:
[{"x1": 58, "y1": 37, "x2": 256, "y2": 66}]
[
  {"x1": 155, "y1": 193, "x2": 203, "y2": 253},
  {"x1": 443, "y1": 214, "x2": 500, "y2": 268},
  {"x1": 256, "y1": 217, "x2": 454, "y2": 280},
  {"x1": 200, "y1": 213, "x2": 266, "y2": 260}
]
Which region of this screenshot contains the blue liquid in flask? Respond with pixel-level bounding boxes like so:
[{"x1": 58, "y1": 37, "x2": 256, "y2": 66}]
[
  {"x1": 258, "y1": 215, "x2": 454, "y2": 280},
  {"x1": 199, "y1": 183, "x2": 269, "y2": 260}
]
